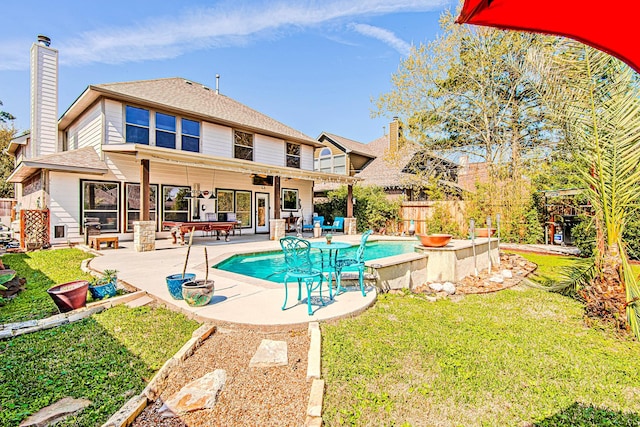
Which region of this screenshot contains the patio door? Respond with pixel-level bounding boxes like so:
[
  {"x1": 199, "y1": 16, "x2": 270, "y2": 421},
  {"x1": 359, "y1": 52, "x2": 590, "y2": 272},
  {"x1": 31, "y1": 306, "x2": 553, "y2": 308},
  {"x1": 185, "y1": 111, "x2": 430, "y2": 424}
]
[{"x1": 255, "y1": 193, "x2": 270, "y2": 234}]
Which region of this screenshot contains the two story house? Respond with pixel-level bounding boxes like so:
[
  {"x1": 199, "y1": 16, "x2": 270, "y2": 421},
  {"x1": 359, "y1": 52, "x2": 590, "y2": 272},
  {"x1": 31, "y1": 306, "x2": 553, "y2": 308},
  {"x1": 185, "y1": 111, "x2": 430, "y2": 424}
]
[{"x1": 7, "y1": 36, "x2": 356, "y2": 250}]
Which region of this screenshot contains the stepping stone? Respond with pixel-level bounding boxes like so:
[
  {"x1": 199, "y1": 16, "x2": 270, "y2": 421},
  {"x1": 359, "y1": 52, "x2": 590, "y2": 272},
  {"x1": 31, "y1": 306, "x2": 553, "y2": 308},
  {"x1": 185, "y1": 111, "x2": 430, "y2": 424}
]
[
  {"x1": 125, "y1": 295, "x2": 154, "y2": 308},
  {"x1": 249, "y1": 339, "x2": 288, "y2": 368},
  {"x1": 159, "y1": 369, "x2": 227, "y2": 417},
  {"x1": 20, "y1": 397, "x2": 92, "y2": 427}
]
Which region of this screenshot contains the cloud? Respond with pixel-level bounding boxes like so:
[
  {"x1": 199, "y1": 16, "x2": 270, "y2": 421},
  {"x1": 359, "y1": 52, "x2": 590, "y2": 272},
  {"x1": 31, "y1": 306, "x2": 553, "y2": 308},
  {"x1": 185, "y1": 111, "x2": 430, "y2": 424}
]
[
  {"x1": 350, "y1": 23, "x2": 412, "y2": 56},
  {"x1": 0, "y1": 0, "x2": 449, "y2": 70}
]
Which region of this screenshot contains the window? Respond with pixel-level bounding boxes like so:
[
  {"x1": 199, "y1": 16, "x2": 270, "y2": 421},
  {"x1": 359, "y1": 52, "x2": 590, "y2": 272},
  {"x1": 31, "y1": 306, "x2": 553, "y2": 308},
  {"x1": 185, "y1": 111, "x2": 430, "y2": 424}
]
[
  {"x1": 125, "y1": 183, "x2": 158, "y2": 231},
  {"x1": 333, "y1": 154, "x2": 346, "y2": 174},
  {"x1": 155, "y1": 113, "x2": 176, "y2": 149},
  {"x1": 286, "y1": 143, "x2": 301, "y2": 168},
  {"x1": 234, "y1": 130, "x2": 253, "y2": 160},
  {"x1": 162, "y1": 185, "x2": 190, "y2": 222},
  {"x1": 282, "y1": 188, "x2": 299, "y2": 211},
  {"x1": 82, "y1": 180, "x2": 120, "y2": 232},
  {"x1": 216, "y1": 189, "x2": 234, "y2": 213},
  {"x1": 182, "y1": 119, "x2": 200, "y2": 152},
  {"x1": 126, "y1": 106, "x2": 150, "y2": 144},
  {"x1": 235, "y1": 191, "x2": 252, "y2": 227}
]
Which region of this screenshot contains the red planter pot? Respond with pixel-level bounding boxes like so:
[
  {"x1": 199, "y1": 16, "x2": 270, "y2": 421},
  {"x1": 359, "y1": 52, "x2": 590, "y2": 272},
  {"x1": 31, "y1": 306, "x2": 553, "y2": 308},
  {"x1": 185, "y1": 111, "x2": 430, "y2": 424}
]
[
  {"x1": 47, "y1": 280, "x2": 89, "y2": 313},
  {"x1": 475, "y1": 228, "x2": 496, "y2": 238}
]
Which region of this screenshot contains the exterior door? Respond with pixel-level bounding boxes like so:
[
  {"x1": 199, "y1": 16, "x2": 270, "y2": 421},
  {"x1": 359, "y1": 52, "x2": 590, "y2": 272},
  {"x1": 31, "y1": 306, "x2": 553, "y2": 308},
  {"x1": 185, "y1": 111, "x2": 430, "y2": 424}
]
[{"x1": 255, "y1": 193, "x2": 270, "y2": 233}]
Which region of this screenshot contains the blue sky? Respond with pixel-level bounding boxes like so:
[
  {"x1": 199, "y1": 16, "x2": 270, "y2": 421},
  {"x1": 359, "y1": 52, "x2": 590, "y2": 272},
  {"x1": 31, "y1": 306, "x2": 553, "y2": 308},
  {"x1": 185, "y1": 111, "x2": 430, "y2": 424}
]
[{"x1": 0, "y1": 0, "x2": 454, "y2": 143}]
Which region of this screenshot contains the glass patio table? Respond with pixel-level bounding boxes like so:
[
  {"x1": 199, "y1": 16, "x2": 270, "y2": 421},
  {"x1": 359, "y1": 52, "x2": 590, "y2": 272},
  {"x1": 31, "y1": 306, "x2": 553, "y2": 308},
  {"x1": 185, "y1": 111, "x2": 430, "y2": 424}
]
[{"x1": 309, "y1": 241, "x2": 352, "y2": 299}]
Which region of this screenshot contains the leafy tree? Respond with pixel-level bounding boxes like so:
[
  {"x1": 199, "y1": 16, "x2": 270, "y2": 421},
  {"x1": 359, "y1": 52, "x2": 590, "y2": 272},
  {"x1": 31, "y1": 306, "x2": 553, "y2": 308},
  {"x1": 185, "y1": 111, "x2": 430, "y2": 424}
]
[
  {"x1": 0, "y1": 100, "x2": 15, "y2": 124},
  {"x1": 540, "y1": 43, "x2": 640, "y2": 336},
  {"x1": 0, "y1": 99, "x2": 16, "y2": 198}
]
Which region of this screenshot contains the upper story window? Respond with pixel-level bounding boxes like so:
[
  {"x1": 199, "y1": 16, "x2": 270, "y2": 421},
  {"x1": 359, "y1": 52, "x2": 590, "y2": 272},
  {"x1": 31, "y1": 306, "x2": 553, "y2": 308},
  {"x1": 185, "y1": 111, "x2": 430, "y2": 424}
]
[
  {"x1": 314, "y1": 148, "x2": 347, "y2": 175},
  {"x1": 181, "y1": 119, "x2": 200, "y2": 153},
  {"x1": 234, "y1": 130, "x2": 253, "y2": 161},
  {"x1": 286, "y1": 143, "x2": 301, "y2": 168},
  {"x1": 126, "y1": 106, "x2": 150, "y2": 144},
  {"x1": 155, "y1": 113, "x2": 176, "y2": 149}
]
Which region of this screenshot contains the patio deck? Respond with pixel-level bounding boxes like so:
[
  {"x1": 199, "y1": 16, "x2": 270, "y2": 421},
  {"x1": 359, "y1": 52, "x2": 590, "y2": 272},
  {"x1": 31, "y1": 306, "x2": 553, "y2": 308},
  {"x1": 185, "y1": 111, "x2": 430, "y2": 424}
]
[{"x1": 88, "y1": 233, "x2": 377, "y2": 327}]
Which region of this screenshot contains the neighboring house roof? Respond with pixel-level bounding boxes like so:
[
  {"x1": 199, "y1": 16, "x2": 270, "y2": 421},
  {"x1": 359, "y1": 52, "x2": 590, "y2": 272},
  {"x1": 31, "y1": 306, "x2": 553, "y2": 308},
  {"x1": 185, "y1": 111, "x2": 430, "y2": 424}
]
[
  {"x1": 317, "y1": 132, "x2": 376, "y2": 158},
  {"x1": 59, "y1": 77, "x2": 320, "y2": 147},
  {"x1": 7, "y1": 146, "x2": 108, "y2": 183}
]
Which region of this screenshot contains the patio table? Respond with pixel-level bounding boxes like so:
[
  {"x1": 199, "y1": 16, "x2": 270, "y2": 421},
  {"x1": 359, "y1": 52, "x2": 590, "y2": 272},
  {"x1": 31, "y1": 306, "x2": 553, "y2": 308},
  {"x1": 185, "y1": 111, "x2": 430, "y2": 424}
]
[{"x1": 310, "y1": 241, "x2": 352, "y2": 299}]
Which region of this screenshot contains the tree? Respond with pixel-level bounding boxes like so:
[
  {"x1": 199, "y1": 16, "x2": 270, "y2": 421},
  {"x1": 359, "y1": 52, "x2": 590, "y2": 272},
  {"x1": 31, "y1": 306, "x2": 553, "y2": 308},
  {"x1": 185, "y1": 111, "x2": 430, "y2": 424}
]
[
  {"x1": 0, "y1": 99, "x2": 15, "y2": 198},
  {"x1": 538, "y1": 42, "x2": 640, "y2": 336}
]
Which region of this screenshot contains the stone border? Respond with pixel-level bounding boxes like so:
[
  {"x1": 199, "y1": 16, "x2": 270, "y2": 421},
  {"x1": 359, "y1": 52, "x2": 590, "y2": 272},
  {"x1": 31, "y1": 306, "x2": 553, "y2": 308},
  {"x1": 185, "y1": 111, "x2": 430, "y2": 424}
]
[
  {"x1": 0, "y1": 291, "x2": 146, "y2": 340},
  {"x1": 101, "y1": 323, "x2": 216, "y2": 427},
  {"x1": 305, "y1": 321, "x2": 324, "y2": 426}
]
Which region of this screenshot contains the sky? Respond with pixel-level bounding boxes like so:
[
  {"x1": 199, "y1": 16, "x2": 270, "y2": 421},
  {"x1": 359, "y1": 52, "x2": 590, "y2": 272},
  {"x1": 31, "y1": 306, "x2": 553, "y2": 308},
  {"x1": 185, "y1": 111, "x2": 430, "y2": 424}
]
[{"x1": 0, "y1": 0, "x2": 454, "y2": 144}]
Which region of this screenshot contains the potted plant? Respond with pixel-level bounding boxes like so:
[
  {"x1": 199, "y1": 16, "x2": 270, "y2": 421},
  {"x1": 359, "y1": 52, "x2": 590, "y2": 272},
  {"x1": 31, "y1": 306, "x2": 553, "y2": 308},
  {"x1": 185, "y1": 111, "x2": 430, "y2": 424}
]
[
  {"x1": 47, "y1": 280, "x2": 89, "y2": 312},
  {"x1": 325, "y1": 233, "x2": 333, "y2": 244},
  {"x1": 88, "y1": 269, "x2": 118, "y2": 300},
  {"x1": 182, "y1": 247, "x2": 214, "y2": 307},
  {"x1": 166, "y1": 227, "x2": 197, "y2": 300}
]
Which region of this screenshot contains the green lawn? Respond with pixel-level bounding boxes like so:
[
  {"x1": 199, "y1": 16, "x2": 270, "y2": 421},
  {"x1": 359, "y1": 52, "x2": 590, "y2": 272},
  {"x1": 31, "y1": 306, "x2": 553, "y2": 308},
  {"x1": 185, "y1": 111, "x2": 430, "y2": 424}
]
[
  {"x1": 0, "y1": 249, "x2": 200, "y2": 427},
  {"x1": 0, "y1": 249, "x2": 95, "y2": 323},
  {"x1": 322, "y1": 253, "x2": 640, "y2": 426}
]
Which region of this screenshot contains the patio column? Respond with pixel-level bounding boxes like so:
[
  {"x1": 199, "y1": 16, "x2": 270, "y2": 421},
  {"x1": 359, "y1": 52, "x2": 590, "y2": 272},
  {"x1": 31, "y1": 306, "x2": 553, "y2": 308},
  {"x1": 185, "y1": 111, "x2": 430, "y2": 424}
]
[
  {"x1": 135, "y1": 159, "x2": 155, "y2": 252},
  {"x1": 271, "y1": 176, "x2": 285, "y2": 240},
  {"x1": 345, "y1": 184, "x2": 357, "y2": 235}
]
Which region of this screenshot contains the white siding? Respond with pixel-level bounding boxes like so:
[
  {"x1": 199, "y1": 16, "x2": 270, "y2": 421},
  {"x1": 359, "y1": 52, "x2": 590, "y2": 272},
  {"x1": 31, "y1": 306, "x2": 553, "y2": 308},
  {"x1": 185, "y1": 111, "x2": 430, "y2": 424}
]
[
  {"x1": 66, "y1": 103, "x2": 102, "y2": 150},
  {"x1": 201, "y1": 122, "x2": 232, "y2": 157},
  {"x1": 49, "y1": 172, "x2": 82, "y2": 243},
  {"x1": 300, "y1": 144, "x2": 314, "y2": 171},
  {"x1": 104, "y1": 99, "x2": 124, "y2": 144},
  {"x1": 30, "y1": 42, "x2": 58, "y2": 157},
  {"x1": 255, "y1": 134, "x2": 284, "y2": 166}
]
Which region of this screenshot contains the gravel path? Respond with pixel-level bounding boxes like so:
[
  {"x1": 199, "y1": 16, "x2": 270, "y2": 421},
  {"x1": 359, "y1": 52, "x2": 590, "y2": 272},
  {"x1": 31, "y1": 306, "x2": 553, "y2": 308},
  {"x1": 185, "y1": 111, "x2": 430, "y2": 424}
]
[{"x1": 132, "y1": 324, "x2": 310, "y2": 427}]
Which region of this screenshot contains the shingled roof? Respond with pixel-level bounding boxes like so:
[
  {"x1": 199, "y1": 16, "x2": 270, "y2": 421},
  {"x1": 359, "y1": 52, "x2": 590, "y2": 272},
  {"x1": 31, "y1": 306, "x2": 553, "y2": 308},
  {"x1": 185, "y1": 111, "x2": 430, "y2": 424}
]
[
  {"x1": 318, "y1": 132, "x2": 376, "y2": 158},
  {"x1": 62, "y1": 77, "x2": 317, "y2": 146},
  {"x1": 8, "y1": 146, "x2": 108, "y2": 183}
]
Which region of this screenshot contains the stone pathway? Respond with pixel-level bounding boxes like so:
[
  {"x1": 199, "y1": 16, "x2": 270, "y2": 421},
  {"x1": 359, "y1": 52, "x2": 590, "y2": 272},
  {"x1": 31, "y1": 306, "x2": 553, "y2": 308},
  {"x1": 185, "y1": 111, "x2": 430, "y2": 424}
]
[{"x1": 19, "y1": 397, "x2": 92, "y2": 427}]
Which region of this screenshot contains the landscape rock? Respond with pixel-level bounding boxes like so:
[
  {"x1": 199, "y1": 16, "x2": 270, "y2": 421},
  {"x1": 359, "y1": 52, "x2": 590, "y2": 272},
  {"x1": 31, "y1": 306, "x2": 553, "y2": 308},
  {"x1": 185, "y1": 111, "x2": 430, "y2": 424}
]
[
  {"x1": 489, "y1": 275, "x2": 505, "y2": 283},
  {"x1": 249, "y1": 339, "x2": 288, "y2": 368},
  {"x1": 20, "y1": 397, "x2": 92, "y2": 427},
  {"x1": 501, "y1": 269, "x2": 513, "y2": 279},
  {"x1": 442, "y1": 282, "x2": 457, "y2": 295},
  {"x1": 159, "y1": 369, "x2": 226, "y2": 417},
  {"x1": 429, "y1": 282, "x2": 443, "y2": 292}
]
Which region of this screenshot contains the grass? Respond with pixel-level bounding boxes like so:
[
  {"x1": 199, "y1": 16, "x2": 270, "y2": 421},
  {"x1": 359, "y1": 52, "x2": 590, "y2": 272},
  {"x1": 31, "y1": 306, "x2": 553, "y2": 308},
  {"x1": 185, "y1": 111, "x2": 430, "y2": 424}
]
[
  {"x1": 322, "y1": 265, "x2": 640, "y2": 425},
  {"x1": 0, "y1": 249, "x2": 95, "y2": 323},
  {"x1": 0, "y1": 249, "x2": 200, "y2": 426}
]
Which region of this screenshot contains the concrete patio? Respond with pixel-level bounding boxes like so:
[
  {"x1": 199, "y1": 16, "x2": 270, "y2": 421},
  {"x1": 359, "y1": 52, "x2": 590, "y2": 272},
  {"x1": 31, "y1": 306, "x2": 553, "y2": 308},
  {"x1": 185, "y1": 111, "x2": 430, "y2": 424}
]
[{"x1": 88, "y1": 233, "x2": 377, "y2": 327}]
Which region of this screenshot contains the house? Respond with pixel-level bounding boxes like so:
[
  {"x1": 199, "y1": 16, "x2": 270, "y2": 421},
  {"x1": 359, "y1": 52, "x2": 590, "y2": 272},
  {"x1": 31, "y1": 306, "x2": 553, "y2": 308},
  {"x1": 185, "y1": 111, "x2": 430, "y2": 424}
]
[
  {"x1": 315, "y1": 117, "x2": 472, "y2": 201},
  {"x1": 6, "y1": 35, "x2": 356, "y2": 250}
]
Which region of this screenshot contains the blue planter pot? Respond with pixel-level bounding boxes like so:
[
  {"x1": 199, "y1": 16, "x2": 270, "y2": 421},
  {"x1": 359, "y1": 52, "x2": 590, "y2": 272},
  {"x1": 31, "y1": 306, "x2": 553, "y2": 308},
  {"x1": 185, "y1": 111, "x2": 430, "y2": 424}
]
[
  {"x1": 166, "y1": 273, "x2": 196, "y2": 300},
  {"x1": 89, "y1": 279, "x2": 117, "y2": 300}
]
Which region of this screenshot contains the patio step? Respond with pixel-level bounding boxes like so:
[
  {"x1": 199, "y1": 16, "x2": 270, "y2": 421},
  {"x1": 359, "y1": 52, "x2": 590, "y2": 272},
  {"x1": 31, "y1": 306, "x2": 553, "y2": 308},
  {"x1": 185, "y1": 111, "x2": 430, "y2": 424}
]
[{"x1": 125, "y1": 295, "x2": 154, "y2": 308}]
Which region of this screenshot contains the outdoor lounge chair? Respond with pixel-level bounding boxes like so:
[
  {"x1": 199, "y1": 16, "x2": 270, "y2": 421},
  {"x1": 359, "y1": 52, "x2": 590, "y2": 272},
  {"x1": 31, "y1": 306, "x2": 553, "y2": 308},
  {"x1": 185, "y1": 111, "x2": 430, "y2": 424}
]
[
  {"x1": 334, "y1": 229, "x2": 374, "y2": 297},
  {"x1": 322, "y1": 216, "x2": 344, "y2": 233},
  {"x1": 279, "y1": 237, "x2": 326, "y2": 315},
  {"x1": 302, "y1": 216, "x2": 324, "y2": 234}
]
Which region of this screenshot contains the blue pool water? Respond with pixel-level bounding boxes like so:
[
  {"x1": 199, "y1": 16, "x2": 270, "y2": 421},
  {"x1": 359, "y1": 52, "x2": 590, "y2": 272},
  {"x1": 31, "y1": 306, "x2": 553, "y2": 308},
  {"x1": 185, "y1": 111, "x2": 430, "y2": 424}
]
[{"x1": 214, "y1": 240, "x2": 418, "y2": 283}]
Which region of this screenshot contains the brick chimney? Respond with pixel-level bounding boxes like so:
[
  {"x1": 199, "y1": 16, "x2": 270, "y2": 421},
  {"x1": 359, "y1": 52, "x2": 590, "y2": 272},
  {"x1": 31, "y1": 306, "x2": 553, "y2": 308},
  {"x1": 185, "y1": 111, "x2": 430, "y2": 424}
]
[
  {"x1": 388, "y1": 116, "x2": 400, "y2": 153},
  {"x1": 30, "y1": 35, "x2": 58, "y2": 157}
]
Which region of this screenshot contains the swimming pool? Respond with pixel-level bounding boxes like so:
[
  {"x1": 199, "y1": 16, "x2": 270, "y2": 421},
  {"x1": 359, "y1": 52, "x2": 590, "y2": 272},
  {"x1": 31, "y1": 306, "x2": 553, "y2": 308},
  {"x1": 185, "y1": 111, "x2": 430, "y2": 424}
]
[{"x1": 214, "y1": 240, "x2": 418, "y2": 283}]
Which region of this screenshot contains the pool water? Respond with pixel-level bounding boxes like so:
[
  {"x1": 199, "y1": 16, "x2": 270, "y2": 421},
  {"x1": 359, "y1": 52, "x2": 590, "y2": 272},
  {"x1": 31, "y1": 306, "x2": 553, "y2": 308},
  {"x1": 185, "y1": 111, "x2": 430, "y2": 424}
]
[{"x1": 214, "y1": 240, "x2": 418, "y2": 283}]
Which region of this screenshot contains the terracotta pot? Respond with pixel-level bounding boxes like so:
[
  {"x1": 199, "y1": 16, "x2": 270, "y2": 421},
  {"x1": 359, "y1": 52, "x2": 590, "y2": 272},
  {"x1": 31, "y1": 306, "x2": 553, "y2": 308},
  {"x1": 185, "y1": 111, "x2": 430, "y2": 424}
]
[
  {"x1": 47, "y1": 280, "x2": 89, "y2": 313},
  {"x1": 417, "y1": 234, "x2": 453, "y2": 247},
  {"x1": 475, "y1": 228, "x2": 496, "y2": 238},
  {"x1": 182, "y1": 279, "x2": 215, "y2": 307}
]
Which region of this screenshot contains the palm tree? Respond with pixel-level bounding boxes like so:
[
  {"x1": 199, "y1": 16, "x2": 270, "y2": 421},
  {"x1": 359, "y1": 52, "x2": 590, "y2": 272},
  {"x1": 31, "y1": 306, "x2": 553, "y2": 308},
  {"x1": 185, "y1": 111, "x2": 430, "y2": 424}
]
[{"x1": 546, "y1": 44, "x2": 640, "y2": 336}]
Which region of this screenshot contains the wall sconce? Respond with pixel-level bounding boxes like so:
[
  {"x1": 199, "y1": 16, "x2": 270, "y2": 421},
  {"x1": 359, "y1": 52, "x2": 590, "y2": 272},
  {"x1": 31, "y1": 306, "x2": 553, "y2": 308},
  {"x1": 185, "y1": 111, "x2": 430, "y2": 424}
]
[{"x1": 352, "y1": 197, "x2": 356, "y2": 205}]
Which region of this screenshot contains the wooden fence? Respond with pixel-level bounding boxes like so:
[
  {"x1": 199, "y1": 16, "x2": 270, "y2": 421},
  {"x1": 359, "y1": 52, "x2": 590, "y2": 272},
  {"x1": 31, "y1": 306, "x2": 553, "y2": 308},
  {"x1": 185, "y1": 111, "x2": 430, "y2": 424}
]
[{"x1": 398, "y1": 201, "x2": 466, "y2": 235}]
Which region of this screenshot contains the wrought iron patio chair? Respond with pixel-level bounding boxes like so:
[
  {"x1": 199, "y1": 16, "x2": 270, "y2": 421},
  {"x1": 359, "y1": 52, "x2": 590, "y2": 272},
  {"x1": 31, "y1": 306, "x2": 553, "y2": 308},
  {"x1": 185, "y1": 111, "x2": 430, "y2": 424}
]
[
  {"x1": 279, "y1": 236, "x2": 326, "y2": 315},
  {"x1": 334, "y1": 229, "x2": 374, "y2": 297}
]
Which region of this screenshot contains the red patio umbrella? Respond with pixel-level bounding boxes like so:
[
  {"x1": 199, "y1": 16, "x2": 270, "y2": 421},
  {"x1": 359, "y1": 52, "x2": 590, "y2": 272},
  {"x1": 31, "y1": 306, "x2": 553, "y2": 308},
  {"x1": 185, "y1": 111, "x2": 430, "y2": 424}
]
[{"x1": 456, "y1": 0, "x2": 640, "y2": 74}]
